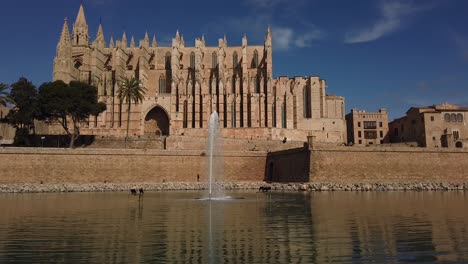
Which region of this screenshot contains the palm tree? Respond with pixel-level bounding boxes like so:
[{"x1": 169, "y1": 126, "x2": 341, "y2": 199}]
[
  {"x1": 0, "y1": 83, "x2": 14, "y2": 107},
  {"x1": 117, "y1": 77, "x2": 147, "y2": 146}
]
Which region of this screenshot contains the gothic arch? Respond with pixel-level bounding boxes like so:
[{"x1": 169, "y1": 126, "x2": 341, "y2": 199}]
[{"x1": 144, "y1": 106, "x2": 170, "y2": 136}]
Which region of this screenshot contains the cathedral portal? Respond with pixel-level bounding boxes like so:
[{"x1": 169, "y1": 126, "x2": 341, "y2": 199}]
[{"x1": 144, "y1": 106, "x2": 170, "y2": 136}]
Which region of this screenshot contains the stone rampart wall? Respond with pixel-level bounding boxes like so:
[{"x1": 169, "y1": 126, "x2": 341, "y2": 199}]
[
  {"x1": 310, "y1": 146, "x2": 468, "y2": 183},
  {"x1": 0, "y1": 148, "x2": 267, "y2": 184},
  {"x1": 0, "y1": 146, "x2": 467, "y2": 186}
]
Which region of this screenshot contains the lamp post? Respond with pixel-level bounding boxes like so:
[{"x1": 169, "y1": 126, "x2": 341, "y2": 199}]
[{"x1": 40, "y1": 136, "x2": 45, "y2": 148}]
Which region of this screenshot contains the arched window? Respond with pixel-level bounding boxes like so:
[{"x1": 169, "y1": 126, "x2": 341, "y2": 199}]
[
  {"x1": 253, "y1": 50, "x2": 259, "y2": 68},
  {"x1": 165, "y1": 52, "x2": 171, "y2": 70},
  {"x1": 254, "y1": 77, "x2": 260, "y2": 93},
  {"x1": 272, "y1": 102, "x2": 276, "y2": 128},
  {"x1": 232, "y1": 76, "x2": 236, "y2": 94},
  {"x1": 231, "y1": 103, "x2": 236, "y2": 128},
  {"x1": 212, "y1": 52, "x2": 217, "y2": 68},
  {"x1": 159, "y1": 75, "x2": 166, "y2": 94},
  {"x1": 209, "y1": 78, "x2": 213, "y2": 94},
  {"x1": 190, "y1": 52, "x2": 195, "y2": 69},
  {"x1": 233, "y1": 52, "x2": 238, "y2": 68},
  {"x1": 281, "y1": 102, "x2": 287, "y2": 128},
  {"x1": 303, "y1": 86, "x2": 311, "y2": 118},
  {"x1": 457, "y1": 113, "x2": 463, "y2": 122},
  {"x1": 451, "y1": 113, "x2": 457, "y2": 122},
  {"x1": 444, "y1": 113, "x2": 450, "y2": 122},
  {"x1": 183, "y1": 101, "x2": 188, "y2": 128}
]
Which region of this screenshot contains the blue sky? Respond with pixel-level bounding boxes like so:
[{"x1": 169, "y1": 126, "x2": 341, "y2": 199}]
[{"x1": 0, "y1": 0, "x2": 467, "y2": 120}]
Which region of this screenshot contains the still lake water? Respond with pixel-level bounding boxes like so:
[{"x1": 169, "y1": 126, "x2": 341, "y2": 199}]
[{"x1": 0, "y1": 191, "x2": 467, "y2": 263}]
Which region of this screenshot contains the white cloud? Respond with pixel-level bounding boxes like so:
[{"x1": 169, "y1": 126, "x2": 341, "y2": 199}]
[
  {"x1": 273, "y1": 27, "x2": 325, "y2": 50},
  {"x1": 345, "y1": 0, "x2": 433, "y2": 44}
]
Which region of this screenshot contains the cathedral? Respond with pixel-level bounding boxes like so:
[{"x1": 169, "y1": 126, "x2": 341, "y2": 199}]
[{"x1": 53, "y1": 4, "x2": 346, "y2": 143}]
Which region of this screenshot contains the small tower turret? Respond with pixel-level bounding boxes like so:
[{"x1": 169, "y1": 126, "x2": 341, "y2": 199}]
[
  {"x1": 72, "y1": 3, "x2": 89, "y2": 46},
  {"x1": 93, "y1": 22, "x2": 106, "y2": 49}
]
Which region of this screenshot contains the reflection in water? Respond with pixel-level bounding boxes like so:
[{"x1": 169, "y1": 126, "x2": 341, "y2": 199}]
[{"x1": 0, "y1": 191, "x2": 467, "y2": 263}]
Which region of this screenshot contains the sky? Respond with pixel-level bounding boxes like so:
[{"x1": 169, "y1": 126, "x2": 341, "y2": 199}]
[{"x1": 0, "y1": 0, "x2": 467, "y2": 120}]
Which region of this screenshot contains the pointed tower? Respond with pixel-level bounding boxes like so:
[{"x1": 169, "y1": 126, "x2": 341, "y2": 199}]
[
  {"x1": 152, "y1": 35, "x2": 157, "y2": 48},
  {"x1": 109, "y1": 36, "x2": 115, "y2": 49},
  {"x1": 93, "y1": 22, "x2": 106, "y2": 49},
  {"x1": 130, "y1": 36, "x2": 136, "y2": 48},
  {"x1": 121, "y1": 32, "x2": 128, "y2": 48},
  {"x1": 141, "y1": 31, "x2": 149, "y2": 48},
  {"x1": 54, "y1": 18, "x2": 73, "y2": 82},
  {"x1": 264, "y1": 25, "x2": 273, "y2": 76},
  {"x1": 72, "y1": 3, "x2": 89, "y2": 46}
]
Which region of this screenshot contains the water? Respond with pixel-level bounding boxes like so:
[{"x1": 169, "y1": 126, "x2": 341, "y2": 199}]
[
  {"x1": 207, "y1": 111, "x2": 224, "y2": 199},
  {"x1": 0, "y1": 191, "x2": 468, "y2": 263}
]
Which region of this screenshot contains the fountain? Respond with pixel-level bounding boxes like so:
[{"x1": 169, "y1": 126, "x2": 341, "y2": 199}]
[{"x1": 198, "y1": 112, "x2": 242, "y2": 201}]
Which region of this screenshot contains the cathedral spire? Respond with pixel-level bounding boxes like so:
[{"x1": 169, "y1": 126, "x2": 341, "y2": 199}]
[
  {"x1": 265, "y1": 25, "x2": 272, "y2": 47},
  {"x1": 109, "y1": 36, "x2": 115, "y2": 49},
  {"x1": 93, "y1": 22, "x2": 106, "y2": 49},
  {"x1": 175, "y1": 30, "x2": 180, "y2": 40},
  {"x1": 57, "y1": 17, "x2": 71, "y2": 49},
  {"x1": 72, "y1": 3, "x2": 89, "y2": 45},
  {"x1": 152, "y1": 35, "x2": 157, "y2": 47},
  {"x1": 144, "y1": 31, "x2": 149, "y2": 42},
  {"x1": 130, "y1": 36, "x2": 135, "y2": 48},
  {"x1": 122, "y1": 32, "x2": 127, "y2": 48}
]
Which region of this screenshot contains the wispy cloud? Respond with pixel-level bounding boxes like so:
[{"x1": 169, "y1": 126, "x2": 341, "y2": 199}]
[
  {"x1": 273, "y1": 26, "x2": 325, "y2": 50},
  {"x1": 345, "y1": 0, "x2": 434, "y2": 44},
  {"x1": 205, "y1": 0, "x2": 324, "y2": 51}
]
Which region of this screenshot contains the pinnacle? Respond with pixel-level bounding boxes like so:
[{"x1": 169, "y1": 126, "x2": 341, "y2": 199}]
[
  {"x1": 58, "y1": 17, "x2": 71, "y2": 47},
  {"x1": 152, "y1": 35, "x2": 157, "y2": 47},
  {"x1": 74, "y1": 2, "x2": 88, "y2": 26}
]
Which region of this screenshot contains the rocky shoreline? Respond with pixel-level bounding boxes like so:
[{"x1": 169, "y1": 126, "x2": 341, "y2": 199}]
[{"x1": 0, "y1": 182, "x2": 467, "y2": 193}]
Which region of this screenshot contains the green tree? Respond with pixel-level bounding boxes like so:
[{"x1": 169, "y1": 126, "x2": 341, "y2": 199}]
[
  {"x1": 5, "y1": 77, "x2": 39, "y2": 133},
  {"x1": 0, "y1": 83, "x2": 14, "y2": 107},
  {"x1": 38, "y1": 80, "x2": 106, "y2": 148},
  {"x1": 117, "y1": 77, "x2": 147, "y2": 145}
]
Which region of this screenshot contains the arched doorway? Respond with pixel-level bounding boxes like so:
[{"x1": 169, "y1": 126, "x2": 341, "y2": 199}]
[
  {"x1": 456, "y1": 141, "x2": 463, "y2": 148},
  {"x1": 144, "y1": 106, "x2": 170, "y2": 136}
]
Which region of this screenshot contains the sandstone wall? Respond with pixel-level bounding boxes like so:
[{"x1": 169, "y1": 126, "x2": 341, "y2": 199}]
[
  {"x1": 310, "y1": 146, "x2": 468, "y2": 183},
  {"x1": 0, "y1": 148, "x2": 266, "y2": 184}
]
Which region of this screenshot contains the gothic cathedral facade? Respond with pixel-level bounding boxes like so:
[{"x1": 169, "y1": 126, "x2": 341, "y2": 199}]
[{"x1": 53, "y1": 4, "x2": 346, "y2": 143}]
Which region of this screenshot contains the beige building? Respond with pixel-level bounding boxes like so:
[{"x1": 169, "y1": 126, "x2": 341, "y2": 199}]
[
  {"x1": 52, "y1": 4, "x2": 346, "y2": 144},
  {"x1": 389, "y1": 103, "x2": 467, "y2": 148},
  {"x1": 345, "y1": 109, "x2": 389, "y2": 145},
  {"x1": 0, "y1": 105, "x2": 16, "y2": 145}
]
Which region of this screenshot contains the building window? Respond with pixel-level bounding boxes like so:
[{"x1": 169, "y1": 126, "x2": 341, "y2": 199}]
[
  {"x1": 159, "y1": 75, "x2": 166, "y2": 94},
  {"x1": 212, "y1": 52, "x2": 217, "y2": 68},
  {"x1": 380, "y1": 140, "x2": 383, "y2": 144},
  {"x1": 232, "y1": 77, "x2": 236, "y2": 94},
  {"x1": 358, "y1": 140, "x2": 362, "y2": 144},
  {"x1": 190, "y1": 52, "x2": 195, "y2": 69},
  {"x1": 444, "y1": 113, "x2": 450, "y2": 122},
  {"x1": 431, "y1": 116, "x2": 435, "y2": 122},
  {"x1": 165, "y1": 52, "x2": 171, "y2": 70},
  {"x1": 183, "y1": 101, "x2": 188, "y2": 128},
  {"x1": 433, "y1": 136, "x2": 436, "y2": 141},
  {"x1": 303, "y1": 86, "x2": 311, "y2": 118},
  {"x1": 281, "y1": 102, "x2": 287, "y2": 128},
  {"x1": 364, "y1": 131, "x2": 377, "y2": 139},
  {"x1": 457, "y1": 113, "x2": 463, "y2": 122},
  {"x1": 358, "y1": 131, "x2": 362, "y2": 138},
  {"x1": 380, "y1": 131, "x2": 383, "y2": 138},
  {"x1": 358, "y1": 122, "x2": 361, "y2": 128},
  {"x1": 233, "y1": 52, "x2": 238, "y2": 68},
  {"x1": 379, "y1": 122, "x2": 383, "y2": 127},
  {"x1": 272, "y1": 102, "x2": 276, "y2": 128},
  {"x1": 254, "y1": 77, "x2": 260, "y2": 93},
  {"x1": 231, "y1": 104, "x2": 236, "y2": 128},
  {"x1": 253, "y1": 50, "x2": 259, "y2": 68},
  {"x1": 451, "y1": 113, "x2": 457, "y2": 122},
  {"x1": 453, "y1": 130, "x2": 460, "y2": 140},
  {"x1": 364, "y1": 121, "x2": 377, "y2": 129}
]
